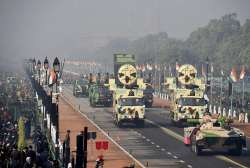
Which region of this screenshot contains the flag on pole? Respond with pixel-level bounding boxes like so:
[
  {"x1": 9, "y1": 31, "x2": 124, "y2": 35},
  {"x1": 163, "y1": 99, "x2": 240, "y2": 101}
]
[
  {"x1": 211, "y1": 63, "x2": 214, "y2": 73},
  {"x1": 239, "y1": 66, "x2": 246, "y2": 80},
  {"x1": 169, "y1": 64, "x2": 172, "y2": 76},
  {"x1": 146, "y1": 64, "x2": 153, "y2": 71},
  {"x1": 176, "y1": 61, "x2": 180, "y2": 71},
  {"x1": 201, "y1": 64, "x2": 205, "y2": 77},
  {"x1": 230, "y1": 67, "x2": 238, "y2": 82},
  {"x1": 221, "y1": 69, "x2": 224, "y2": 76},
  {"x1": 141, "y1": 64, "x2": 146, "y2": 72},
  {"x1": 49, "y1": 69, "x2": 57, "y2": 87}
]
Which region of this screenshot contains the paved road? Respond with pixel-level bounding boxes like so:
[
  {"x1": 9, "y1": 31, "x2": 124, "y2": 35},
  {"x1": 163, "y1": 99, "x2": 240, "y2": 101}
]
[{"x1": 62, "y1": 85, "x2": 250, "y2": 168}]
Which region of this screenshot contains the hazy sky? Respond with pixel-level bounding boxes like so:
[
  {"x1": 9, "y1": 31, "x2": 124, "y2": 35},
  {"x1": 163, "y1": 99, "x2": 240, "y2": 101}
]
[{"x1": 0, "y1": 0, "x2": 250, "y2": 70}]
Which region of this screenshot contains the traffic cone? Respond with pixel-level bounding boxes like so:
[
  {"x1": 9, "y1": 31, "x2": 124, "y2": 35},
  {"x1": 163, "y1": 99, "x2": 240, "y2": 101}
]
[
  {"x1": 233, "y1": 110, "x2": 237, "y2": 118},
  {"x1": 222, "y1": 108, "x2": 226, "y2": 117},
  {"x1": 213, "y1": 106, "x2": 217, "y2": 114},
  {"x1": 209, "y1": 105, "x2": 212, "y2": 114},
  {"x1": 217, "y1": 106, "x2": 221, "y2": 115},
  {"x1": 228, "y1": 109, "x2": 232, "y2": 117},
  {"x1": 245, "y1": 113, "x2": 248, "y2": 123}
]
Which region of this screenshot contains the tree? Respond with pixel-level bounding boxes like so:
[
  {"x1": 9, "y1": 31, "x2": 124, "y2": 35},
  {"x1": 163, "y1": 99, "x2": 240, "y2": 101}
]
[{"x1": 18, "y1": 117, "x2": 26, "y2": 150}]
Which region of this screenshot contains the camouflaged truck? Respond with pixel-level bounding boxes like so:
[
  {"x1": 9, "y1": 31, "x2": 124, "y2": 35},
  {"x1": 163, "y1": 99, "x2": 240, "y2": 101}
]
[
  {"x1": 73, "y1": 78, "x2": 89, "y2": 97},
  {"x1": 110, "y1": 54, "x2": 146, "y2": 127},
  {"x1": 165, "y1": 64, "x2": 207, "y2": 126},
  {"x1": 88, "y1": 83, "x2": 113, "y2": 107},
  {"x1": 184, "y1": 115, "x2": 246, "y2": 155},
  {"x1": 113, "y1": 88, "x2": 145, "y2": 127}
]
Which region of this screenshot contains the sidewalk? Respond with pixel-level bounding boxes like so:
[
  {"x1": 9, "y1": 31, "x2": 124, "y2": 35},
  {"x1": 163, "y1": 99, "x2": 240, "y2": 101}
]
[{"x1": 58, "y1": 97, "x2": 142, "y2": 168}]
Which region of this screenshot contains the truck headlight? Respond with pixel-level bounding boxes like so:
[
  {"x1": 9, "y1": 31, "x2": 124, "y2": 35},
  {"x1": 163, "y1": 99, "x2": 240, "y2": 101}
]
[{"x1": 179, "y1": 107, "x2": 186, "y2": 113}]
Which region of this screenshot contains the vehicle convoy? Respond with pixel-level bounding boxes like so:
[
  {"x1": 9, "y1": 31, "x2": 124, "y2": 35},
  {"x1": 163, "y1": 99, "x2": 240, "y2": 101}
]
[
  {"x1": 184, "y1": 115, "x2": 246, "y2": 155},
  {"x1": 73, "y1": 78, "x2": 89, "y2": 97},
  {"x1": 110, "y1": 54, "x2": 146, "y2": 127},
  {"x1": 165, "y1": 64, "x2": 207, "y2": 125}
]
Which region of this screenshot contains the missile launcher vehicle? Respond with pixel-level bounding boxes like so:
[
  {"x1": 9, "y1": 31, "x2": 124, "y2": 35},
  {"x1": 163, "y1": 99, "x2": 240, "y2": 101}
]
[
  {"x1": 165, "y1": 64, "x2": 208, "y2": 125},
  {"x1": 111, "y1": 54, "x2": 145, "y2": 127}
]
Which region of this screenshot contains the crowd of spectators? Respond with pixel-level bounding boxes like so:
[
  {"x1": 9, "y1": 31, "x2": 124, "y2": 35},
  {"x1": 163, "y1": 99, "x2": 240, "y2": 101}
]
[{"x1": 0, "y1": 73, "x2": 60, "y2": 168}]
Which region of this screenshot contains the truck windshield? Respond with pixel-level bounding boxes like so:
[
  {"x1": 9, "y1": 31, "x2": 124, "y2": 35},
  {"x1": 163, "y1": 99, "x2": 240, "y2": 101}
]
[
  {"x1": 178, "y1": 98, "x2": 206, "y2": 106},
  {"x1": 78, "y1": 79, "x2": 88, "y2": 85},
  {"x1": 120, "y1": 98, "x2": 144, "y2": 106},
  {"x1": 98, "y1": 87, "x2": 110, "y2": 95}
]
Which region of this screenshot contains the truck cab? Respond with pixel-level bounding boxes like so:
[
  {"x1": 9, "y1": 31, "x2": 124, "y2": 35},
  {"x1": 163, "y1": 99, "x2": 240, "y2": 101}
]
[
  {"x1": 113, "y1": 89, "x2": 145, "y2": 127},
  {"x1": 169, "y1": 88, "x2": 208, "y2": 125},
  {"x1": 89, "y1": 84, "x2": 113, "y2": 107},
  {"x1": 73, "y1": 79, "x2": 89, "y2": 97}
]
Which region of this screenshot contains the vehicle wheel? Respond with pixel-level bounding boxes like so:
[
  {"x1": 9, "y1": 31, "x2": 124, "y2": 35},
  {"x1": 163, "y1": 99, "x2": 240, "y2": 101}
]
[
  {"x1": 109, "y1": 102, "x2": 113, "y2": 107},
  {"x1": 170, "y1": 113, "x2": 176, "y2": 125},
  {"x1": 192, "y1": 143, "x2": 201, "y2": 155},
  {"x1": 146, "y1": 102, "x2": 152, "y2": 108},
  {"x1": 115, "y1": 115, "x2": 122, "y2": 127},
  {"x1": 229, "y1": 145, "x2": 242, "y2": 156},
  {"x1": 138, "y1": 120, "x2": 145, "y2": 128}
]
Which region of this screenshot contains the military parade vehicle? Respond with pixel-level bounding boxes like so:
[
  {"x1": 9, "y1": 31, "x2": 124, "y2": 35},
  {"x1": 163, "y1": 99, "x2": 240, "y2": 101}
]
[
  {"x1": 73, "y1": 78, "x2": 89, "y2": 97},
  {"x1": 110, "y1": 54, "x2": 145, "y2": 127},
  {"x1": 184, "y1": 114, "x2": 246, "y2": 156},
  {"x1": 137, "y1": 79, "x2": 154, "y2": 108},
  {"x1": 88, "y1": 73, "x2": 113, "y2": 107},
  {"x1": 165, "y1": 64, "x2": 207, "y2": 126},
  {"x1": 88, "y1": 84, "x2": 113, "y2": 107}
]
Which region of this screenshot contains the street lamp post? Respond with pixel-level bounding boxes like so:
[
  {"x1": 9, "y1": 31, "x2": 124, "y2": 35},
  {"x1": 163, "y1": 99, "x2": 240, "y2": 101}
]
[
  {"x1": 53, "y1": 57, "x2": 60, "y2": 159},
  {"x1": 44, "y1": 57, "x2": 49, "y2": 85},
  {"x1": 32, "y1": 59, "x2": 36, "y2": 74},
  {"x1": 205, "y1": 57, "x2": 209, "y2": 88},
  {"x1": 53, "y1": 57, "x2": 60, "y2": 93},
  {"x1": 37, "y1": 60, "x2": 41, "y2": 85}
]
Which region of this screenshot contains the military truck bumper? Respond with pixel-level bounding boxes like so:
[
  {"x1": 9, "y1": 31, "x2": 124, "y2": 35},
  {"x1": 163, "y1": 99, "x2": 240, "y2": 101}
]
[
  {"x1": 94, "y1": 98, "x2": 112, "y2": 105},
  {"x1": 118, "y1": 114, "x2": 145, "y2": 122}
]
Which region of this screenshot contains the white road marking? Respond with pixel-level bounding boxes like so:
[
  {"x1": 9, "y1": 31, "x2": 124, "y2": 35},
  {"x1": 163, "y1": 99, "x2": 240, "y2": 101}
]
[
  {"x1": 156, "y1": 145, "x2": 160, "y2": 148},
  {"x1": 179, "y1": 160, "x2": 185, "y2": 163},
  {"x1": 173, "y1": 155, "x2": 178, "y2": 159},
  {"x1": 151, "y1": 142, "x2": 155, "y2": 145},
  {"x1": 187, "y1": 165, "x2": 192, "y2": 168},
  {"x1": 216, "y1": 155, "x2": 249, "y2": 168},
  {"x1": 161, "y1": 148, "x2": 166, "y2": 151},
  {"x1": 142, "y1": 136, "x2": 146, "y2": 139},
  {"x1": 146, "y1": 139, "x2": 150, "y2": 142},
  {"x1": 167, "y1": 152, "x2": 172, "y2": 155}
]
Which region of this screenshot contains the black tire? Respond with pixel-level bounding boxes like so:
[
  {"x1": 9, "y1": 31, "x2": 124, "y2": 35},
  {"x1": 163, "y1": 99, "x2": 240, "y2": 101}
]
[
  {"x1": 145, "y1": 102, "x2": 152, "y2": 108},
  {"x1": 115, "y1": 115, "x2": 122, "y2": 127},
  {"x1": 229, "y1": 144, "x2": 242, "y2": 156},
  {"x1": 192, "y1": 143, "x2": 202, "y2": 155},
  {"x1": 138, "y1": 120, "x2": 145, "y2": 128}
]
